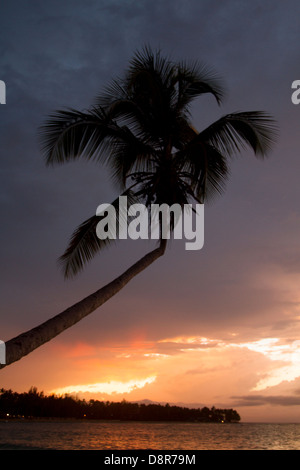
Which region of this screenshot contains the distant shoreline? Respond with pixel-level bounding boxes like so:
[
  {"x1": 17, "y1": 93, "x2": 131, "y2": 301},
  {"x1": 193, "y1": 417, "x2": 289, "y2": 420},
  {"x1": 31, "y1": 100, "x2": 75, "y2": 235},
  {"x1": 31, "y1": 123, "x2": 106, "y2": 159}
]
[
  {"x1": 0, "y1": 388, "x2": 241, "y2": 423},
  {"x1": 0, "y1": 417, "x2": 241, "y2": 423}
]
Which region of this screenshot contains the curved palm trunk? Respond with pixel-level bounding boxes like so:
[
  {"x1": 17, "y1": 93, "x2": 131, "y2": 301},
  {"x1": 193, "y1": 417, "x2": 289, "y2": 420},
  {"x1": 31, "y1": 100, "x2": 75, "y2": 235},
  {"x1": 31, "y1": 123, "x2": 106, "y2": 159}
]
[{"x1": 1, "y1": 240, "x2": 167, "y2": 369}]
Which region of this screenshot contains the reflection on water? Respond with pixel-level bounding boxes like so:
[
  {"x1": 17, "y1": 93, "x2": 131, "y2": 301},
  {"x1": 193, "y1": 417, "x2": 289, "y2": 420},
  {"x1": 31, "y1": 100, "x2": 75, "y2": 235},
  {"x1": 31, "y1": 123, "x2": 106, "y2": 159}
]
[{"x1": 0, "y1": 421, "x2": 299, "y2": 450}]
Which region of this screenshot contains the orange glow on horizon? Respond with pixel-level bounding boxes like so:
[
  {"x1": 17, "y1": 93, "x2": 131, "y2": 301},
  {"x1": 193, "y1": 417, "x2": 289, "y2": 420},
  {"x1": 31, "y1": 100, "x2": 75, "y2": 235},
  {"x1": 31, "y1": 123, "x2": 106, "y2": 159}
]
[{"x1": 51, "y1": 375, "x2": 157, "y2": 397}]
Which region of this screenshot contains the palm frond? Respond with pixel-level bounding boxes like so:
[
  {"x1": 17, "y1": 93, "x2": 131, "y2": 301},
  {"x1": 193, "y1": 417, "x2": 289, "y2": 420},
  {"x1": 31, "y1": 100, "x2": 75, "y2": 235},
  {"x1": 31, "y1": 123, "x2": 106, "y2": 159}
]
[
  {"x1": 174, "y1": 61, "x2": 225, "y2": 110},
  {"x1": 39, "y1": 107, "x2": 130, "y2": 167},
  {"x1": 198, "y1": 111, "x2": 278, "y2": 158},
  {"x1": 59, "y1": 189, "x2": 139, "y2": 278},
  {"x1": 127, "y1": 45, "x2": 175, "y2": 90},
  {"x1": 176, "y1": 141, "x2": 229, "y2": 203},
  {"x1": 39, "y1": 106, "x2": 156, "y2": 184},
  {"x1": 39, "y1": 108, "x2": 106, "y2": 166},
  {"x1": 109, "y1": 130, "x2": 156, "y2": 188},
  {"x1": 59, "y1": 214, "x2": 106, "y2": 279}
]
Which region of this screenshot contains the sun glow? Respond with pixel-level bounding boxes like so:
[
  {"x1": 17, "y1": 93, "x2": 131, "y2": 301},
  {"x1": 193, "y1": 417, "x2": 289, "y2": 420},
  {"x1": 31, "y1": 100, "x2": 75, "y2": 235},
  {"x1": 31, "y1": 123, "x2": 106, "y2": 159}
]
[
  {"x1": 157, "y1": 335, "x2": 300, "y2": 391},
  {"x1": 48, "y1": 334, "x2": 300, "y2": 404},
  {"x1": 235, "y1": 338, "x2": 300, "y2": 390},
  {"x1": 52, "y1": 376, "x2": 156, "y2": 397},
  {"x1": 158, "y1": 336, "x2": 220, "y2": 346}
]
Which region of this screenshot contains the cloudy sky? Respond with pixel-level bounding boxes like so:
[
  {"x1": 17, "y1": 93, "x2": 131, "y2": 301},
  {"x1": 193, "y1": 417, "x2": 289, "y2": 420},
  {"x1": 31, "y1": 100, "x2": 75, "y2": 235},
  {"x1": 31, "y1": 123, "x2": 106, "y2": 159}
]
[{"x1": 1, "y1": 0, "x2": 300, "y2": 423}]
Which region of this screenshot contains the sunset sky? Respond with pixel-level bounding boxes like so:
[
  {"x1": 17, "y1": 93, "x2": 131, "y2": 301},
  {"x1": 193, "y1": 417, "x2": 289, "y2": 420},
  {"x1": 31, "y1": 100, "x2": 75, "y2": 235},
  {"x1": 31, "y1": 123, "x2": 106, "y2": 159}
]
[{"x1": 1, "y1": 0, "x2": 300, "y2": 423}]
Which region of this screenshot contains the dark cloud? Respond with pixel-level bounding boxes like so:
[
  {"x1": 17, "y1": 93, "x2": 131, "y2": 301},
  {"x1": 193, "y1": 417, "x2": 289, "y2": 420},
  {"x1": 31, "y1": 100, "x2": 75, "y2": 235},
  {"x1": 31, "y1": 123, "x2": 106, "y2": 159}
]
[{"x1": 232, "y1": 394, "x2": 300, "y2": 407}]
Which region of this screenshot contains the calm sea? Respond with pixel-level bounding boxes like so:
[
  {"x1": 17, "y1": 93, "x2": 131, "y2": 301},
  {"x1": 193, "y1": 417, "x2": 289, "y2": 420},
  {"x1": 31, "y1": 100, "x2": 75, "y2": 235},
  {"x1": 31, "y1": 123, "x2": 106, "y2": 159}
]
[{"x1": 0, "y1": 421, "x2": 299, "y2": 450}]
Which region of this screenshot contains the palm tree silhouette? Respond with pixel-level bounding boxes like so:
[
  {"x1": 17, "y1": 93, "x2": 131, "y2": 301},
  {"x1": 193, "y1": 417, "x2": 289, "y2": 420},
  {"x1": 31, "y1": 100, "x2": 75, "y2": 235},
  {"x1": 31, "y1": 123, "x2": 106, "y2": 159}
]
[{"x1": 1, "y1": 47, "x2": 277, "y2": 368}]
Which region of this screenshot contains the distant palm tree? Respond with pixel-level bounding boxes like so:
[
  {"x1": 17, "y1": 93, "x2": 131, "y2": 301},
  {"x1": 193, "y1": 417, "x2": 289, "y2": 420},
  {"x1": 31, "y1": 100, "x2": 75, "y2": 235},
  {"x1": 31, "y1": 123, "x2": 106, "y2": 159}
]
[{"x1": 1, "y1": 47, "x2": 277, "y2": 368}]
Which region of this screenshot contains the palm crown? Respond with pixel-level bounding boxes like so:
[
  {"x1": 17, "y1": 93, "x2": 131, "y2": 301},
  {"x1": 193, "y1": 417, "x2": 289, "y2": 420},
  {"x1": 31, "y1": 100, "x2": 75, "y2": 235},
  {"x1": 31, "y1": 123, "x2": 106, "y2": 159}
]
[{"x1": 40, "y1": 47, "x2": 277, "y2": 278}]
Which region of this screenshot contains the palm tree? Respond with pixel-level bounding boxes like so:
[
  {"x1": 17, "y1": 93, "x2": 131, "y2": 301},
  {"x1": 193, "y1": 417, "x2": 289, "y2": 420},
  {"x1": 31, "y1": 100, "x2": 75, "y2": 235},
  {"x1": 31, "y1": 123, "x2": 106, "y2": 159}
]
[{"x1": 1, "y1": 47, "x2": 277, "y2": 368}]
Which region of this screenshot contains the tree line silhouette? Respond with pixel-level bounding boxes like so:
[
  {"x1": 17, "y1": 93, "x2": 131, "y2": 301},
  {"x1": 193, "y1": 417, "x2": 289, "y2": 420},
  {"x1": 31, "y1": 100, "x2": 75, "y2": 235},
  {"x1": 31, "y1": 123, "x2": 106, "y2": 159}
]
[{"x1": 0, "y1": 387, "x2": 240, "y2": 423}]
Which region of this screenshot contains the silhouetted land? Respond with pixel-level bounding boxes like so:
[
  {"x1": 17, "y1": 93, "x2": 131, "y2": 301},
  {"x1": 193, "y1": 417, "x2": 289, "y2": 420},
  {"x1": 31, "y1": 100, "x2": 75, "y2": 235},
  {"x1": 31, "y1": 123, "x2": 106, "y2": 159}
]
[{"x1": 0, "y1": 387, "x2": 240, "y2": 423}]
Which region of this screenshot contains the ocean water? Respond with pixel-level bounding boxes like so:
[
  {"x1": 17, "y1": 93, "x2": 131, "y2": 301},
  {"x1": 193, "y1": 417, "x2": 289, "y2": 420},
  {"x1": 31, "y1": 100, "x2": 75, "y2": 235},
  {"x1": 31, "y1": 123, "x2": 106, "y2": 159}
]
[{"x1": 0, "y1": 421, "x2": 299, "y2": 450}]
